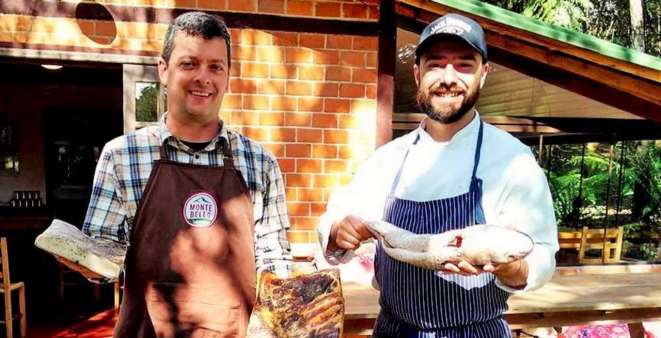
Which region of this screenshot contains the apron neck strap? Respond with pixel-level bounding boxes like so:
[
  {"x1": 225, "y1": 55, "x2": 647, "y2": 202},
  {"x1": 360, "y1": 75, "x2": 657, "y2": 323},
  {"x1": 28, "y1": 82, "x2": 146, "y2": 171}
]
[
  {"x1": 221, "y1": 137, "x2": 235, "y2": 169},
  {"x1": 470, "y1": 120, "x2": 484, "y2": 183}
]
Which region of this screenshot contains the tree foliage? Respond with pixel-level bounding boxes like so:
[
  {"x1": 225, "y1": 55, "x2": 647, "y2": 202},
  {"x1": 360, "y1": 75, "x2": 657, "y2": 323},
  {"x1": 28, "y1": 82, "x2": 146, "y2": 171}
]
[
  {"x1": 136, "y1": 85, "x2": 158, "y2": 122},
  {"x1": 481, "y1": 0, "x2": 661, "y2": 57}
]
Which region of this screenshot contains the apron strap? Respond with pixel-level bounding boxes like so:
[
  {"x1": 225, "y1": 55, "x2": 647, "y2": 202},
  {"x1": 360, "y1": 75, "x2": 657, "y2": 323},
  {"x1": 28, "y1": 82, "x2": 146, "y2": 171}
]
[
  {"x1": 221, "y1": 136, "x2": 235, "y2": 169},
  {"x1": 389, "y1": 133, "x2": 420, "y2": 195},
  {"x1": 159, "y1": 143, "x2": 168, "y2": 161},
  {"x1": 469, "y1": 120, "x2": 486, "y2": 224}
]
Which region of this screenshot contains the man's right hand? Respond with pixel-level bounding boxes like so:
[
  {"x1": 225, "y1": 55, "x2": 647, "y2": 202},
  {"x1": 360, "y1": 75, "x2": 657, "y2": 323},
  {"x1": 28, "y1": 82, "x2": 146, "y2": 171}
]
[
  {"x1": 55, "y1": 255, "x2": 105, "y2": 280},
  {"x1": 328, "y1": 215, "x2": 374, "y2": 252}
]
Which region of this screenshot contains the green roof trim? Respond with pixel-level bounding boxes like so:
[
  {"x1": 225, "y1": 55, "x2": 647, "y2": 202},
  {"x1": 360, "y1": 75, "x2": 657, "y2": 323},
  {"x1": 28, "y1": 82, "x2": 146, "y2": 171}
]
[{"x1": 433, "y1": 0, "x2": 661, "y2": 72}]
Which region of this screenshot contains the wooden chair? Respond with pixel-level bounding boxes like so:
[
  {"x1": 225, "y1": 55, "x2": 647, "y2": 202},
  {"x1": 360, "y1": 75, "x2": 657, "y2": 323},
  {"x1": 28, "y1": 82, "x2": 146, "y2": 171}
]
[
  {"x1": 0, "y1": 238, "x2": 26, "y2": 338},
  {"x1": 578, "y1": 226, "x2": 624, "y2": 264}
]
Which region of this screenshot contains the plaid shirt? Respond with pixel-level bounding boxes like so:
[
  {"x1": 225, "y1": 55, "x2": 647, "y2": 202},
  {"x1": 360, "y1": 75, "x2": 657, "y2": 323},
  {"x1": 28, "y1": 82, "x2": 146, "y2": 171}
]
[{"x1": 83, "y1": 116, "x2": 292, "y2": 278}]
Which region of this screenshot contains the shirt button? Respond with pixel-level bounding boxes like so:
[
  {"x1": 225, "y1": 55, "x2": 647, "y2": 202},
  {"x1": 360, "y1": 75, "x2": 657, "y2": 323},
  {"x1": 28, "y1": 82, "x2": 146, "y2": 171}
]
[{"x1": 194, "y1": 154, "x2": 200, "y2": 159}]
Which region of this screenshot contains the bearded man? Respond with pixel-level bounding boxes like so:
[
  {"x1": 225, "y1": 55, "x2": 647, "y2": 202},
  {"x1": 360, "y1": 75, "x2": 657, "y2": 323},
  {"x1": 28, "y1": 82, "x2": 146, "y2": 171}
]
[{"x1": 317, "y1": 13, "x2": 559, "y2": 338}]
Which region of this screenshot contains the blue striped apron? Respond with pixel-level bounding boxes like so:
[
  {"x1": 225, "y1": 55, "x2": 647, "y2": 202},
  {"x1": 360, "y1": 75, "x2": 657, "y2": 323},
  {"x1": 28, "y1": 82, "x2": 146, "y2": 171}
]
[{"x1": 373, "y1": 121, "x2": 512, "y2": 338}]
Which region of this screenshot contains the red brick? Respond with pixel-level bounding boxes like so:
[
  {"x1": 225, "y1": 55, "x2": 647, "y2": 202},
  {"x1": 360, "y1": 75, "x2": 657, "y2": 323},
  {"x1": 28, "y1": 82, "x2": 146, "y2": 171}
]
[
  {"x1": 313, "y1": 145, "x2": 338, "y2": 159},
  {"x1": 325, "y1": 160, "x2": 349, "y2": 173},
  {"x1": 271, "y1": 128, "x2": 296, "y2": 142},
  {"x1": 242, "y1": 62, "x2": 268, "y2": 78},
  {"x1": 279, "y1": 158, "x2": 296, "y2": 173},
  {"x1": 230, "y1": 79, "x2": 257, "y2": 93},
  {"x1": 312, "y1": 114, "x2": 337, "y2": 128},
  {"x1": 264, "y1": 143, "x2": 285, "y2": 157},
  {"x1": 299, "y1": 34, "x2": 325, "y2": 48},
  {"x1": 366, "y1": 52, "x2": 378, "y2": 68},
  {"x1": 234, "y1": 45, "x2": 256, "y2": 61},
  {"x1": 231, "y1": 111, "x2": 259, "y2": 125},
  {"x1": 258, "y1": 0, "x2": 284, "y2": 14},
  {"x1": 294, "y1": 217, "x2": 319, "y2": 230},
  {"x1": 287, "y1": 201, "x2": 310, "y2": 216},
  {"x1": 272, "y1": 32, "x2": 298, "y2": 47},
  {"x1": 326, "y1": 67, "x2": 351, "y2": 81},
  {"x1": 219, "y1": 111, "x2": 231, "y2": 123},
  {"x1": 260, "y1": 112, "x2": 284, "y2": 125},
  {"x1": 228, "y1": 0, "x2": 256, "y2": 12},
  {"x1": 298, "y1": 188, "x2": 323, "y2": 202},
  {"x1": 242, "y1": 30, "x2": 272, "y2": 45},
  {"x1": 298, "y1": 98, "x2": 323, "y2": 112},
  {"x1": 297, "y1": 129, "x2": 323, "y2": 143},
  {"x1": 353, "y1": 36, "x2": 378, "y2": 50},
  {"x1": 311, "y1": 203, "x2": 327, "y2": 216},
  {"x1": 286, "y1": 81, "x2": 313, "y2": 96},
  {"x1": 366, "y1": 84, "x2": 377, "y2": 99},
  {"x1": 257, "y1": 46, "x2": 284, "y2": 62},
  {"x1": 339, "y1": 145, "x2": 366, "y2": 159},
  {"x1": 198, "y1": 0, "x2": 225, "y2": 10},
  {"x1": 230, "y1": 63, "x2": 241, "y2": 77},
  {"x1": 287, "y1": 231, "x2": 310, "y2": 243},
  {"x1": 316, "y1": 3, "x2": 341, "y2": 17},
  {"x1": 271, "y1": 97, "x2": 297, "y2": 111},
  {"x1": 324, "y1": 130, "x2": 349, "y2": 144},
  {"x1": 351, "y1": 99, "x2": 376, "y2": 114},
  {"x1": 368, "y1": 5, "x2": 379, "y2": 19},
  {"x1": 270, "y1": 64, "x2": 297, "y2": 79},
  {"x1": 313, "y1": 83, "x2": 338, "y2": 97},
  {"x1": 229, "y1": 29, "x2": 242, "y2": 44},
  {"x1": 287, "y1": 0, "x2": 313, "y2": 16},
  {"x1": 243, "y1": 95, "x2": 269, "y2": 110},
  {"x1": 285, "y1": 48, "x2": 312, "y2": 63},
  {"x1": 353, "y1": 69, "x2": 377, "y2": 83},
  {"x1": 312, "y1": 50, "x2": 339, "y2": 65},
  {"x1": 340, "y1": 51, "x2": 365, "y2": 67},
  {"x1": 285, "y1": 112, "x2": 312, "y2": 126},
  {"x1": 242, "y1": 127, "x2": 269, "y2": 141},
  {"x1": 339, "y1": 115, "x2": 360, "y2": 129},
  {"x1": 339, "y1": 83, "x2": 365, "y2": 98},
  {"x1": 299, "y1": 65, "x2": 324, "y2": 81},
  {"x1": 297, "y1": 159, "x2": 323, "y2": 173},
  {"x1": 286, "y1": 187, "x2": 297, "y2": 200},
  {"x1": 343, "y1": 3, "x2": 368, "y2": 19},
  {"x1": 313, "y1": 175, "x2": 338, "y2": 188},
  {"x1": 221, "y1": 94, "x2": 242, "y2": 109},
  {"x1": 326, "y1": 35, "x2": 352, "y2": 50},
  {"x1": 258, "y1": 80, "x2": 285, "y2": 94},
  {"x1": 287, "y1": 174, "x2": 312, "y2": 187},
  {"x1": 324, "y1": 99, "x2": 351, "y2": 113},
  {"x1": 286, "y1": 144, "x2": 311, "y2": 157}
]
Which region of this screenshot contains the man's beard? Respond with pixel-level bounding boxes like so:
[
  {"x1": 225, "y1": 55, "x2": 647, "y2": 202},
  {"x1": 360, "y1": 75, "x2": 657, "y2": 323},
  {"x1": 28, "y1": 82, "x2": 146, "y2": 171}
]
[{"x1": 417, "y1": 86, "x2": 480, "y2": 124}]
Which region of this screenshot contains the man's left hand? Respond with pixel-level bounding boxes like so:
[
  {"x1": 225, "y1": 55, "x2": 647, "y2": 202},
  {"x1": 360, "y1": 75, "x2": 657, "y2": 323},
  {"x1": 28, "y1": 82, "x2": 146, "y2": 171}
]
[{"x1": 483, "y1": 259, "x2": 528, "y2": 289}]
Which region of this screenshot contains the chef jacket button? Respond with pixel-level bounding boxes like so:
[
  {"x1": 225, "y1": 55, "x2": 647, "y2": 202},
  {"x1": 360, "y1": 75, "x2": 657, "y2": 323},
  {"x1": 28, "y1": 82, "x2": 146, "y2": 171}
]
[{"x1": 195, "y1": 154, "x2": 200, "y2": 159}]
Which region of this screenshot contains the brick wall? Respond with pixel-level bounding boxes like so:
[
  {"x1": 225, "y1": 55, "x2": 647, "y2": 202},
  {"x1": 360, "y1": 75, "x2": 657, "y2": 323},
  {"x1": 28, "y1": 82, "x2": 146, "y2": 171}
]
[{"x1": 0, "y1": 0, "x2": 380, "y2": 244}]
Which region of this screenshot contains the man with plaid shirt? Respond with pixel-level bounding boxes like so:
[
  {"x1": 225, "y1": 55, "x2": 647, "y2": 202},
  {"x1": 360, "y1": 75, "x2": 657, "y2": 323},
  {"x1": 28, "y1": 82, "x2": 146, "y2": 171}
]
[{"x1": 56, "y1": 12, "x2": 292, "y2": 337}]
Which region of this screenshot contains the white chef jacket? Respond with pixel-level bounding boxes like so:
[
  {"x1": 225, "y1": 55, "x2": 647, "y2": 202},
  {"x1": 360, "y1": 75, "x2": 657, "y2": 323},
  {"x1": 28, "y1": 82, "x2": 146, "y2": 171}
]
[{"x1": 317, "y1": 112, "x2": 559, "y2": 293}]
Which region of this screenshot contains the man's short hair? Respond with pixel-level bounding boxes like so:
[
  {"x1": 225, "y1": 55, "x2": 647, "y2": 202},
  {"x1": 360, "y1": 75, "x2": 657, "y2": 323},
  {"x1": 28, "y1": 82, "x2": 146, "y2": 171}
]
[{"x1": 161, "y1": 12, "x2": 232, "y2": 68}]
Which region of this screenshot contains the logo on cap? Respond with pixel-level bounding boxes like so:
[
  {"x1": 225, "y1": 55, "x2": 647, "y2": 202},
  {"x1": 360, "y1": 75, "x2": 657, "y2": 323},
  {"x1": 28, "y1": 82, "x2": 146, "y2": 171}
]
[
  {"x1": 183, "y1": 192, "x2": 217, "y2": 228},
  {"x1": 430, "y1": 17, "x2": 473, "y2": 35}
]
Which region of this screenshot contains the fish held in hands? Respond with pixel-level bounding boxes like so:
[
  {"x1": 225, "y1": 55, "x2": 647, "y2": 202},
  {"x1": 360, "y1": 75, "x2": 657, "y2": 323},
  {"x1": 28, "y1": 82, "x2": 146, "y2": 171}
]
[{"x1": 364, "y1": 220, "x2": 534, "y2": 270}]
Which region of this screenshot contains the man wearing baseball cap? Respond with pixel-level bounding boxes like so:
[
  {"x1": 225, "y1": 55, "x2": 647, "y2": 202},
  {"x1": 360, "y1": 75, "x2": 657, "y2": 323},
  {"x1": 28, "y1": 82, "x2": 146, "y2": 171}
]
[{"x1": 318, "y1": 13, "x2": 559, "y2": 337}]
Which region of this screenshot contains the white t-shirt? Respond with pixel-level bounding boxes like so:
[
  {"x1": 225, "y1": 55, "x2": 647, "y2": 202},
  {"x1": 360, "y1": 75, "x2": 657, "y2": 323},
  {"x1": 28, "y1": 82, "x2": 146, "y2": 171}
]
[{"x1": 317, "y1": 112, "x2": 559, "y2": 293}]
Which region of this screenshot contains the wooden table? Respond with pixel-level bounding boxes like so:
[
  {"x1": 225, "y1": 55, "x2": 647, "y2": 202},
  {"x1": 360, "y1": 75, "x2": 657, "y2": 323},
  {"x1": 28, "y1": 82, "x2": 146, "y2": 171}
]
[{"x1": 343, "y1": 272, "x2": 661, "y2": 337}]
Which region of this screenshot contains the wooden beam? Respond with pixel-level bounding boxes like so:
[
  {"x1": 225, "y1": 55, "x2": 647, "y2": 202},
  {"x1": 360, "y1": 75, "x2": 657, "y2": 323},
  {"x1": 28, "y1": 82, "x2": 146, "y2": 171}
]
[{"x1": 376, "y1": 0, "x2": 396, "y2": 147}]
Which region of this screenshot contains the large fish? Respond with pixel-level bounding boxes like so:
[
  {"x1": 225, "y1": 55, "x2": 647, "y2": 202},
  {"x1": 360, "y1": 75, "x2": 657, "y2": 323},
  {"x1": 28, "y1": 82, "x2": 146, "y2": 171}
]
[{"x1": 364, "y1": 220, "x2": 534, "y2": 270}]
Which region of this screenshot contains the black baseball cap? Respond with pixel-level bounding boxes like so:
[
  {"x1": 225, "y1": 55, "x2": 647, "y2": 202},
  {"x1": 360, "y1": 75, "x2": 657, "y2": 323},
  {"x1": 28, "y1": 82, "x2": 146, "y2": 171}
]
[{"x1": 415, "y1": 13, "x2": 488, "y2": 64}]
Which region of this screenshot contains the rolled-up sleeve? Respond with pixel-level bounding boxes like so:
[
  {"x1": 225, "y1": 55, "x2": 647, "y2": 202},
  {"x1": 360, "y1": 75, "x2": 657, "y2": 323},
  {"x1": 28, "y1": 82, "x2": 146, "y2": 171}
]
[
  {"x1": 495, "y1": 152, "x2": 559, "y2": 293},
  {"x1": 254, "y1": 153, "x2": 293, "y2": 278}
]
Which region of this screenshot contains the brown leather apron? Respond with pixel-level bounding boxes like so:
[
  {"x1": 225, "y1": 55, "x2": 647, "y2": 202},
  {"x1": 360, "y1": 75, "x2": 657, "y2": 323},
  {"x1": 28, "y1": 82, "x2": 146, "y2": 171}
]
[{"x1": 114, "y1": 138, "x2": 256, "y2": 338}]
